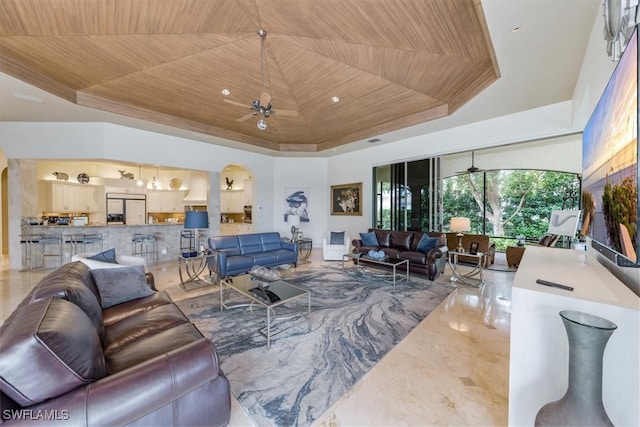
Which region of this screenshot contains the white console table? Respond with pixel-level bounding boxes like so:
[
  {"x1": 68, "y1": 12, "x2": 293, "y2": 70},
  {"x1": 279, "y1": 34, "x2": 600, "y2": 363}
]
[{"x1": 509, "y1": 246, "x2": 639, "y2": 426}]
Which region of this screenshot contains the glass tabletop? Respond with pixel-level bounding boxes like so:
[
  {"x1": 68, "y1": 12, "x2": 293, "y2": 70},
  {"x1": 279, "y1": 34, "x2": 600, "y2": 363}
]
[{"x1": 223, "y1": 274, "x2": 307, "y2": 304}]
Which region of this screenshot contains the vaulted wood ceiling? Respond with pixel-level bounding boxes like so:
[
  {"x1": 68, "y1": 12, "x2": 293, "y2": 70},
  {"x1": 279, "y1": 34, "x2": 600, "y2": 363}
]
[{"x1": 0, "y1": 0, "x2": 499, "y2": 152}]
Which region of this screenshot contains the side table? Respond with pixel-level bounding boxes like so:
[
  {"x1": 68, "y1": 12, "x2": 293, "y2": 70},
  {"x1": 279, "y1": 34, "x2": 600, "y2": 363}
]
[
  {"x1": 448, "y1": 251, "x2": 485, "y2": 287},
  {"x1": 178, "y1": 252, "x2": 215, "y2": 291},
  {"x1": 282, "y1": 237, "x2": 313, "y2": 261}
]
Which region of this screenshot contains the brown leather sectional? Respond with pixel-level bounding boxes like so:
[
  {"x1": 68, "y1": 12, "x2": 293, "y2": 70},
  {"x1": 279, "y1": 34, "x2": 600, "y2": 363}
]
[
  {"x1": 352, "y1": 229, "x2": 448, "y2": 281},
  {"x1": 0, "y1": 262, "x2": 231, "y2": 426}
]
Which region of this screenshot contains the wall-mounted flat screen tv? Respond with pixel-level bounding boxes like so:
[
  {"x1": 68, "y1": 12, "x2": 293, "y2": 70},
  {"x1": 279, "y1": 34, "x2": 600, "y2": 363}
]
[{"x1": 582, "y1": 28, "x2": 639, "y2": 267}]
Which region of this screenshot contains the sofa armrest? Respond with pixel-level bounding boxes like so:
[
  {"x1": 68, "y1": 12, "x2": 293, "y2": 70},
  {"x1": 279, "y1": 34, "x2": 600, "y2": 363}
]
[
  {"x1": 206, "y1": 250, "x2": 227, "y2": 278},
  {"x1": 281, "y1": 241, "x2": 298, "y2": 252},
  {"x1": 7, "y1": 339, "x2": 224, "y2": 426},
  {"x1": 427, "y1": 245, "x2": 447, "y2": 262}
]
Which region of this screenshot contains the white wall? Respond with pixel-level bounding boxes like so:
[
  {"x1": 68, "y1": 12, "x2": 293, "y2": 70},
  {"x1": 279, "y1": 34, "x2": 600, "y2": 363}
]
[{"x1": 272, "y1": 157, "x2": 328, "y2": 246}]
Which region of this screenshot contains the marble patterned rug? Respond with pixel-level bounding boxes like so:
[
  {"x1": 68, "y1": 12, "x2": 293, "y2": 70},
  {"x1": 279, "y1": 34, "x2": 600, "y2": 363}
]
[{"x1": 177, "y1": 266, "x2": 454, "y2": 426}]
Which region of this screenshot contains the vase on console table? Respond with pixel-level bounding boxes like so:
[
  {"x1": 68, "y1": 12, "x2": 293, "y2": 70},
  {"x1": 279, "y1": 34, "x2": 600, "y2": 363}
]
[{"x1": 535, "y1": 310, "x2": 617, "y2": 426}]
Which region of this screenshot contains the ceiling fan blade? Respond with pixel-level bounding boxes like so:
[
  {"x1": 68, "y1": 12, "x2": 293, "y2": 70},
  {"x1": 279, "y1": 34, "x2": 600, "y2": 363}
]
[
  {"x1": 224, "y1": 99, "x2": 252, "y2": 109},
  {"x1": 236, "y1": 112, "x2": 257, "y2": 122},
  {"x1": 260, "y1": 92, "x2": 271, "y2": 107},
  {"x1": 273, "y1": 109, "x2": 298, "y2": 118}
]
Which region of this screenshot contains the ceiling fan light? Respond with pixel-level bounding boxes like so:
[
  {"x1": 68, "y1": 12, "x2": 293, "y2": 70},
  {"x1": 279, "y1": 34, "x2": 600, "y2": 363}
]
[{"x1": 257, "y1": 119, "x2": 267, "y2": 130}]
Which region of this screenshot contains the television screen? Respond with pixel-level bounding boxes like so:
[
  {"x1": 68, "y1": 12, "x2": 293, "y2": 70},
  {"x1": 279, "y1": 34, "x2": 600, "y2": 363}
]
[{"x1": 582, "y1": 28, "x2": 638, "y2": 267}]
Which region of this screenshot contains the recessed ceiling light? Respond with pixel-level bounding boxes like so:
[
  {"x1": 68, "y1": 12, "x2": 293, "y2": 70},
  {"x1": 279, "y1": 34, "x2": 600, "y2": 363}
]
[
  {"x1": 221, "y1": 89, "x2": 230, "y2": 96},
  {"x1": 331, "y1": 96, "x2": 340, "y2": 103}
]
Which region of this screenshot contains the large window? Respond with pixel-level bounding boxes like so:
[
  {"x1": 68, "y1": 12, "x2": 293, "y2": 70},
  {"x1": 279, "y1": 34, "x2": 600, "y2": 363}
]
[
  {"x1": 442, "y1": 170, "x2": 580, "y2": 247},
  {"x1": 373, "y1": 158, "x2": 441, "y2": 231}
]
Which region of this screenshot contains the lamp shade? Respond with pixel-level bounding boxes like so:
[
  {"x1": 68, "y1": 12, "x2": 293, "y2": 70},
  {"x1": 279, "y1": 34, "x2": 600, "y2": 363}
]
[
  {"x1": 184, "y1": 211, "x2": 209, "y2": 229},
  {"x1": 287, "y1": 214, "x2": 300, "y2": 227},
  {"x1": 450, "y1": 217, "x2": 471, "y2": 233}
]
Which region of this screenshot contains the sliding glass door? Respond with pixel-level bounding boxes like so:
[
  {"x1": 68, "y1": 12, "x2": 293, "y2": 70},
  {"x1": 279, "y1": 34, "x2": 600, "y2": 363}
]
[{"x1": 373, "y1": 158, "x2": 441, "y2": 231}]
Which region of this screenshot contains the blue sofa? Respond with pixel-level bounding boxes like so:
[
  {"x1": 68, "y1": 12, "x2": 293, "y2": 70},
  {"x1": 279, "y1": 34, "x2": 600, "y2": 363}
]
[{"x1": 207, "y1": 232, "x2": 299, "y2": 278}]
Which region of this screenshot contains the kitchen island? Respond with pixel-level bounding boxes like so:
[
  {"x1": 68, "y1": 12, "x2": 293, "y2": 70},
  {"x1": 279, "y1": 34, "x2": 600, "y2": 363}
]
[{"x1": 20, "y1": 223, "x2": 187, "y2": 269}]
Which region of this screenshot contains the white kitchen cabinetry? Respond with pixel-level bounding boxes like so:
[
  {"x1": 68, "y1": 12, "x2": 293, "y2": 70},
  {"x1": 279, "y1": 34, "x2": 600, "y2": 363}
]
[
  {"x1": 219, "y1": 223, "x2": 253, "y2": 235},
  {"x1": 147, "y1": 190, "x2": 185, "y2": 213},
  {"x1": 220, "y1": 190, "x2": 244, "y2": 213},
  {"x1": 39, "y1": 181, "x2": 103, "y2": 213}
]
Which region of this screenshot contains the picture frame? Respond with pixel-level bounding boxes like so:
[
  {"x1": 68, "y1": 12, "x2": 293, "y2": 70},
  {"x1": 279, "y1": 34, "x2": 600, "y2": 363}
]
[
  {"x1": 330, "y1": 182, "x2": 362, "y2": 216},
  {"x1": 469, "y1": 241, "x2": 480, "y2": 255}
]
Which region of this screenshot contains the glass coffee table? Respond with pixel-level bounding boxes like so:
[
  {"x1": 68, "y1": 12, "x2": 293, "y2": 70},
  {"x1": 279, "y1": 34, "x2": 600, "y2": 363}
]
[
  {"x1": 220, "y1": 274, "x2": 311, "y2": 349},
  {"x1": 342, "y1": 253, "x2": 409, "y2": 288}
]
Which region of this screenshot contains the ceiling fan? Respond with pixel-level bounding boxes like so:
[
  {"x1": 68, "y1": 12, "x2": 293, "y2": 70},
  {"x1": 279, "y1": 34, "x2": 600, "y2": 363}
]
[
  {"x1": 223, "y1": 29, "x2": 298, "y2": 130},
  {"x1": 458, "y1": 151, "x2": 485, "y2": 174}
]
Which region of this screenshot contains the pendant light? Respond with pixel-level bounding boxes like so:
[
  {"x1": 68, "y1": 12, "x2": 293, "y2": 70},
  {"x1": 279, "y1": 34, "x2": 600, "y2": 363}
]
[{"x1": 136, "y1": 165, "x2": 143, "y2": 187}]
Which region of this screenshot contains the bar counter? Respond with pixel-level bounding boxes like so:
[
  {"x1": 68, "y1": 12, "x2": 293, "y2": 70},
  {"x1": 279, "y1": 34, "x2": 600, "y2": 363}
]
[{"x1": 20, "y1": 223, "x2": 187, "y2": 269}]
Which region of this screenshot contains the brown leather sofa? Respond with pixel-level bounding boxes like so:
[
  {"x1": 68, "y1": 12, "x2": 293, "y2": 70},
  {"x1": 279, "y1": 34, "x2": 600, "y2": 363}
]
[
  {"x1": 445, "y1": 233, "x2": 496, "y2": 267},
  {"x1": 0, "y1": 262, "x2": 231, "y2": 426},
  {"x1": 352, "y1": 229, "x2": 448, "y2": 281}
]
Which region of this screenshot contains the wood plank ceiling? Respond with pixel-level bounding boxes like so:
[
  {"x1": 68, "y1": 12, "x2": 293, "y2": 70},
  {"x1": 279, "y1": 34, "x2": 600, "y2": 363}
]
[{"x1": 0, "y1": 0, "x2": 500, "y2": 153}]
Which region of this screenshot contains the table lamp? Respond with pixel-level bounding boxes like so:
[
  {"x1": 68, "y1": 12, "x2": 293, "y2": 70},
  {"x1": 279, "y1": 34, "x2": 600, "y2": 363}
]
[
  {"x1": 184, "y1": 211, "x2": 209, "y2": 256},
  {"x1": 450, "y1": 217, "x2": 470, "y2": 253},
  {"x1": 287, "y1": 214, "x2": 300, "y2": 241}
]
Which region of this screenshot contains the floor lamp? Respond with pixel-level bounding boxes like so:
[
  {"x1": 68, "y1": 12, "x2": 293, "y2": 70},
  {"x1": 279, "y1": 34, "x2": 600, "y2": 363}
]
[
  {"x1": 184, "y1": 211, "x2": 209, "y2": 256},
  {"x1": 450, "y1": 217, "x2": 471, "y2": 253}
]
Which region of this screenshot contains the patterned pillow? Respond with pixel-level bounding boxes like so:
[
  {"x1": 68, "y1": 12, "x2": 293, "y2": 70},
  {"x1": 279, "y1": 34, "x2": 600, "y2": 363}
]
[{"x1": 359, "y1": 231, "x2": 379, "y2": 247}]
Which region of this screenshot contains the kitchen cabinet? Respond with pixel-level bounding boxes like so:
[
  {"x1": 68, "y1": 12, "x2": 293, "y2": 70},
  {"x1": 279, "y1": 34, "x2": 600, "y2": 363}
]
[
  {"x1": 147, "y1": 190, "x2": 185, "y2": 213},
  {"x1": 219, "y1": 223, "x2": 253, "y2": 236},
  {"x1": 220, "y1": 190, "x2": 245, "y2": 213},
  {"x1": 39, "y1": 181, "x2": 103, "y2": 213}
]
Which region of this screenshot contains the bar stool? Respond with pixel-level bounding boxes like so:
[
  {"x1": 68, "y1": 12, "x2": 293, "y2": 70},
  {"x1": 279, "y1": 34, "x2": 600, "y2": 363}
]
[
  {"x1": 132, "y1": 232, "x2": 158, "y2": 263},
  {"x1": 20, "y1": 233, "x2": 63, "y2": 270},
  {"x1": 65, "y1": 233, "x2": 104, "y2": 261}
]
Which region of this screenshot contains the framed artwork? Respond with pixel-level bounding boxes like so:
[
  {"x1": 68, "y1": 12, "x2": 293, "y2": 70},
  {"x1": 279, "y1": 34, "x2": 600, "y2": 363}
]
[
  {"x1": 469, "y1": 241, "x2": 480, "y2": 255},
  {"x1": 284, "y1": 188, "x2": 310, "y2": 223},
  {"x1": 331, "y1": 182, "x2": 362, "y2": 216}
]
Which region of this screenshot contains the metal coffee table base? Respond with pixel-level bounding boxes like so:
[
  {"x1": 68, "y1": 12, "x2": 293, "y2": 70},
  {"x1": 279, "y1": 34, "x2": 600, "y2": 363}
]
[{"x1": 220, "y1": 275, "x2": 311, "y2": 349}]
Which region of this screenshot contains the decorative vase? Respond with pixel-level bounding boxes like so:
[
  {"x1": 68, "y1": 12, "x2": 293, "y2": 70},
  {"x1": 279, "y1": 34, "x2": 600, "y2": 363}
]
[{"x1": 535, "y1": 310, "x2": 617, "y2": 426}]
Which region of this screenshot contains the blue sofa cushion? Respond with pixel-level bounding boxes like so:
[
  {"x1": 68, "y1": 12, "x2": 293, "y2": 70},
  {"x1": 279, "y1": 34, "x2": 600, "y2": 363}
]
[
  {"x1": 209, "y1": 236, "x2": 241, "y2": 256},
  {"x1": 238, "y1": 234, "x2": 264, "y2": 255},
  {"x1": 260, "y1": 232, "x2": 285, "y2": 251},
  {"x1": 247, "y1": 252, "x2": 279, "y2": 265},
  {"x1": 226, "y1": 256, "x2": 255, "y2": 276}
]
